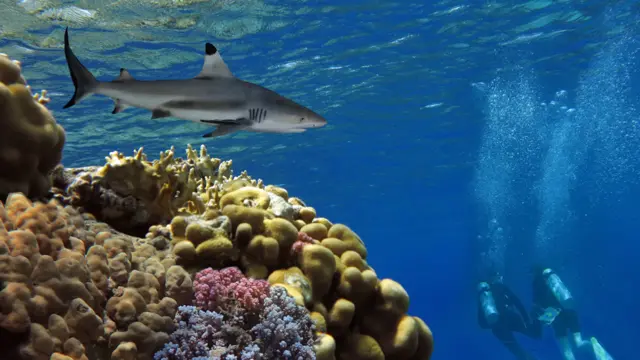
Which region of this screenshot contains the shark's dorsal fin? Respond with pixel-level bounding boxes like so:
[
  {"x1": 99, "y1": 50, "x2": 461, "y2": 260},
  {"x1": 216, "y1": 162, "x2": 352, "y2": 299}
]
[
  {"x1": 195, "y1": 43, "x2": 233, "y2": 79},
  {"x1": 116, "y1": 68, "x2": 134, "y2": 81}
]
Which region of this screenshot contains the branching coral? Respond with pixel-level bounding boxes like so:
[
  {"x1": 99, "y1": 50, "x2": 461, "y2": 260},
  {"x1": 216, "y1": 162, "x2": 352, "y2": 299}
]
[
  {"x1": 252, "y1": 286, "x2": 316, "y2": 359},
  {"x1": 50, "y1": 145, "x2": 235, "y2": 235},
  {"x1": 194, "y1": 267, "x2": 269, "y2": 314},
  {"x1": 153, "y1": 305, "x2": 223, "y2": 360}
]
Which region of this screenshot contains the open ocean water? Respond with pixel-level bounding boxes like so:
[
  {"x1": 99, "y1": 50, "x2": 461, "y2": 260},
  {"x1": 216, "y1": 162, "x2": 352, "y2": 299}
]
[{"x1": 1, "y1": 0, "x2": 640, "y2": 359}]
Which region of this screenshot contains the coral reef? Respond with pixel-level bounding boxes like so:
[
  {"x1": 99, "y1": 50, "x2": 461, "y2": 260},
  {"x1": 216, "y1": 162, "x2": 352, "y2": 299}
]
[
  {"x1": 0, "y1": 53, "x2": 433, "y2": 360},
  {"x1": 0, "y1": 53, "x2": 66, "y2": 200}
]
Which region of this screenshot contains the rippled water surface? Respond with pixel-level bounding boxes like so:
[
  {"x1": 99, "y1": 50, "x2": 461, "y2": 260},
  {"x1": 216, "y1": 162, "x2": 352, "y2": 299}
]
[{"x1": 1, "y1": 0, "x2": 630, "y2": 166}]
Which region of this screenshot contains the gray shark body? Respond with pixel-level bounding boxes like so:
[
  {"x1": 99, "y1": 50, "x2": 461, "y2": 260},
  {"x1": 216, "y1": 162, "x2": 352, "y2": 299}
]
[{"x1": 62, "y1": 28, "x2": 327, "y2": 138}]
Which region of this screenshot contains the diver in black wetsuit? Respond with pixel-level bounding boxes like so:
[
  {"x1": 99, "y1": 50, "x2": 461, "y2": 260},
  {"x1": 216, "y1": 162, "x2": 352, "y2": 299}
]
[
  {"x1": 477, "y1": 274, "x2": 542, "y2": 360},
  {"x1": 531, "y1": 267, "x2": 614, "y2": 360}
]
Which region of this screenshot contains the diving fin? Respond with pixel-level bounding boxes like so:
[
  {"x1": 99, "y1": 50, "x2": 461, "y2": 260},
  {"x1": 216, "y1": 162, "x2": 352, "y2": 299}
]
[
  {"x1": 590, "y1": 337, "x2": 614, "y2": 360},
  {"x1": 537, "y1": 307, "x2": 560, "y2": 325}
]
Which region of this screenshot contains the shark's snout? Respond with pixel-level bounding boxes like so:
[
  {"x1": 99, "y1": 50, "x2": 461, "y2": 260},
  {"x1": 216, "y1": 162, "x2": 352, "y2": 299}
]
[
  {"x1": 311, "y1": 117, "x2": 327, "y2": 128},
  {"x1": 299, "y1": 114, "x2": 327, "y2": 129}
]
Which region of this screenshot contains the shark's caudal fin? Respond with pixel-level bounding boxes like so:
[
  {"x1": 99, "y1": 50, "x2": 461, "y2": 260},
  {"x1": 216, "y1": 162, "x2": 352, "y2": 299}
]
[{"x1": 63, "y1": 27, "x2": 99, "y2": 109}]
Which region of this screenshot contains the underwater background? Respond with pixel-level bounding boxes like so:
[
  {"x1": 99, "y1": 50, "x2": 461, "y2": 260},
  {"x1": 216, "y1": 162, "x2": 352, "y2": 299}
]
[{"x1": 1, "y1": 0, "x2": 639, "y2": 359}]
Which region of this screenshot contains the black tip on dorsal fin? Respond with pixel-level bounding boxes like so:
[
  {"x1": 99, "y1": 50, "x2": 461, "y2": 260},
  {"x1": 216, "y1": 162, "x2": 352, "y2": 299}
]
[
  {"x1": 116, "y1": 68, "x2": 133, "y2": 81},
  {"x1": 205, "y1": 43, "x2": 217, "y2": 56}
]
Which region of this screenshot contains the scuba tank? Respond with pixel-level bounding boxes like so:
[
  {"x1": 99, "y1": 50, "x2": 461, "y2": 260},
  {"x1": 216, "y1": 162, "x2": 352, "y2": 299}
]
[
  {"x1": 477, "y1": 282, "x2": 499, "y2": 326},
  {"x1": 542, "y1": 268, "x2": 574, "y2": 310}
]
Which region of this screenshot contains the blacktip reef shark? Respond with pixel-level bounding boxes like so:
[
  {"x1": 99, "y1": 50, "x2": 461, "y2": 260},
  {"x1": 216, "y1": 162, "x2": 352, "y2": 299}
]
[{"x1": 61, "y1": 28, "x2": 327, "y2": 138}]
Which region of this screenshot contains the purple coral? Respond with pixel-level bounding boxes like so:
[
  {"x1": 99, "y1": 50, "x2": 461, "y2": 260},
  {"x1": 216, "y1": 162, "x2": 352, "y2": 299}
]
[
  {"x1": 153, "y1": 305, "x2": 223, "y2": 360},
  {"x1": 252, "y1": 286, "x2": 317, "y2": 359},
  {"x1": 194, "y1": 267, "x2": 270, "y2": 313},
  {"x1": 158, "y1": 268, "x2": 317, "y2": 360},
  {"x1": 154, "y1": 305, "x2": 257, "y2": 360}
]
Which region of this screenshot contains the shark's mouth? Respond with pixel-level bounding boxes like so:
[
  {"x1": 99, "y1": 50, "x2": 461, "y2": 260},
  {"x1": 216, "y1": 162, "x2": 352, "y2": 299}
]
[{"x1": 294, "y1": 123, "x2": 323, "y2": 129}]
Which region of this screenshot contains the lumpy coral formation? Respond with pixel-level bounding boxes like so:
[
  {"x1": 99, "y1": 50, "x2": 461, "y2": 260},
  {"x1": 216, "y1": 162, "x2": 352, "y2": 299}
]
[
  {"x1": 0, "y1": 54, "x2": 433, "y2": 360},
  {"x1": 0, "y1": 53, "x2": 66, "y2": 200}
]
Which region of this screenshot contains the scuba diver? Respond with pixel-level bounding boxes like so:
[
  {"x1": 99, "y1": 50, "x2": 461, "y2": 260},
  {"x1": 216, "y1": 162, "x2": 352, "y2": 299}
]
[
  {"x1": 531, "y1": 267, "x2": 614, "y2": 360},
  {"x1": 477, "y1": 274, "x2": 542, "y2": 360}
]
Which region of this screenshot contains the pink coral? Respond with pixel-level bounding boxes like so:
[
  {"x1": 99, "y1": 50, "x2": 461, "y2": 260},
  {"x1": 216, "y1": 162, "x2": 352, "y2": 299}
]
[
  {"x1": 291, "y1": 232, "x2": 319, "y2": 256},
  {"x1": 193, "y1": 267, "x2": 269, "y2": 313}
]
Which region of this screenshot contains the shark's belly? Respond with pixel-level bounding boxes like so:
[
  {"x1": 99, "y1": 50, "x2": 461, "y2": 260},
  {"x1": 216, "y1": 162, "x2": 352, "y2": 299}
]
[{"x1": 250, "y1": 121, "x2": 306, "y2": 133}]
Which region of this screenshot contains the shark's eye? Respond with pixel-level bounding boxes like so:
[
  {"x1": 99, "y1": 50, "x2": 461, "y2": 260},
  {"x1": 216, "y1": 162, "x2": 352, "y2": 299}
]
[{"x1": 299, "y1": 117, "x2": 305, "y2": 123}]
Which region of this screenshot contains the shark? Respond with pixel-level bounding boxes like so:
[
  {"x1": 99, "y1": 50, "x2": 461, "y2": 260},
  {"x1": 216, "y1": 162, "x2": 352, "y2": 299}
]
[{"x1": 61, "y1": 28, "x2": 327, "y2": 138}]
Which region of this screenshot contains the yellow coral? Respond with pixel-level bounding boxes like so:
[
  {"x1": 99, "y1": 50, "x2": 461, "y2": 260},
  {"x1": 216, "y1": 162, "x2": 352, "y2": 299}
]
[
  {"x1": 246, "y1": 235, "x2": 280, "y2": 266},
  {"x1": 221, "y1": 204, "x2": 273, "y2": 234},
  {"x1": 300, "y1": 222, "x2": 329, "y2": 240},
  {"x1": 0, "y1": 53, "x2": 65, "y2": 198},
  {"x1": 268, "y1": 267, "x2": 312, "y2": 305},
  {"x1": 219, "y1": 186, "x2": 271, "y2": 209},
  {"x1": 315, "y1": 333, "x2": 337, "y2": 360},
  {"x1": 168, "y1": 214, "x2": 236, "y2": 264},
  {"x1": 339, "y1": 333, "x2": 385, "y2": 360},
  {"x1": 96, "y1": 147, "x2": 197, "y2": 223},
  {"x1": 328, "y1": 298, "x2": 355, "y2": 332},
  {"x1": 410, "y1": 317, "x2": 434, "y2": 360},
  {"x1": 299, "y1": 244, "x2": 337, "y2": 301},
  {"x1": 323, "y1": 224, "x2": 367, "y2": 259}
]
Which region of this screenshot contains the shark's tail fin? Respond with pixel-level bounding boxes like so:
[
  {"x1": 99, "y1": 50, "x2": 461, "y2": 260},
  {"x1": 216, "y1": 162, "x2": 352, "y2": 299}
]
[{"x1": 63, "y1": 27, "x2": 99, "y2": 109}]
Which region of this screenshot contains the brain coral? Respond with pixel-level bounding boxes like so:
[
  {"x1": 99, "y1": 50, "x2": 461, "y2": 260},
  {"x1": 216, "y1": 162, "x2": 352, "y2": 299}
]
[
  {"x1": 0, "y1": 53, "x2": 66, "y2": 200},
  {"x1": 1, "y1": 54, "x2": 433, "y2": 360}
]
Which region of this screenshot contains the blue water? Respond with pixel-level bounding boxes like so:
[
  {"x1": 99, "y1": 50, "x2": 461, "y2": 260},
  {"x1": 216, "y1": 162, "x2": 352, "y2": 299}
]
[{"x1": 2, "y1": 1, "x2": 640, "y2": 359}]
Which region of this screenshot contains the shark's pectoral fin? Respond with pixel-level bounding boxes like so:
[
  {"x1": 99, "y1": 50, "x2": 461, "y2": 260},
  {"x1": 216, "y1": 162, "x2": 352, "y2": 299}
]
[
  {"x1": 202, "y1": 124, "x2": 246, "y2": 138},
  {"x1": 151, "y1": 109, "x2": 172, "y2": 119},
  {"x1": 112, "y1": 99, "x2": 130, "y2": 114},
  {"x1": 194, "y1": 43, "x2": 233, "y2": 79}
]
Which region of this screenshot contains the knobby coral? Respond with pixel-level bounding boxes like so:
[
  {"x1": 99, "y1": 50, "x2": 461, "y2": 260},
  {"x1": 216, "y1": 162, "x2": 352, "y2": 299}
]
[{"x1": 0, "y1": 53, "x2": 65, "y2": 199}]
